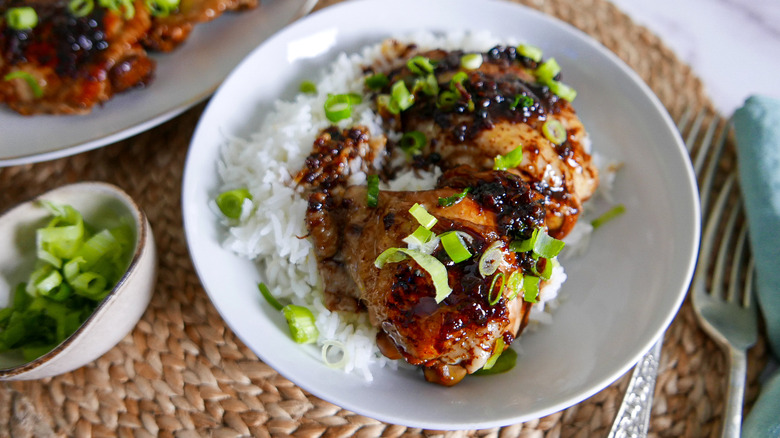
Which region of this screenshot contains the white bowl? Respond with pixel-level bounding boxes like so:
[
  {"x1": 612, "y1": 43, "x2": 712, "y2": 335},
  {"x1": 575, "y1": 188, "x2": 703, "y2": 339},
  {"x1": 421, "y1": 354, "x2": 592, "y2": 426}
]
[
  {"x1": 182, "y1": 0, "x2": 700, "y2": 429},
  {"x1": 0, "y1": 182, "x2": 157, "y2": 380}
]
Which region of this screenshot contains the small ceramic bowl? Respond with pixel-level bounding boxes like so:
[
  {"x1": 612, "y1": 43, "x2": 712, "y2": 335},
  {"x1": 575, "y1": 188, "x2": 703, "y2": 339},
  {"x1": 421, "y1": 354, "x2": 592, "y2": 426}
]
[{"x1": 0, "y1": 182, "x2": 157, "y2": 380}]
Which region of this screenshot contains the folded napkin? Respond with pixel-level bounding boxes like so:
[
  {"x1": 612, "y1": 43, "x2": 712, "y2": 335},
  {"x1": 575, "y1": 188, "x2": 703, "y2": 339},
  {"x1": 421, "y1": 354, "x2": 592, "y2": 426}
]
[{"x1": 733, "y1": 95, "x2": 780, "y2": 437}]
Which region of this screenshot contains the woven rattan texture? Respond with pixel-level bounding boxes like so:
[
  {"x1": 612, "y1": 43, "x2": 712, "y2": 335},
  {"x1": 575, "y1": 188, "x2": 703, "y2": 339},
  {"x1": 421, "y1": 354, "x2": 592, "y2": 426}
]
[{"x1": 0, "y1": 0, "x2": 768, "y2": 436}]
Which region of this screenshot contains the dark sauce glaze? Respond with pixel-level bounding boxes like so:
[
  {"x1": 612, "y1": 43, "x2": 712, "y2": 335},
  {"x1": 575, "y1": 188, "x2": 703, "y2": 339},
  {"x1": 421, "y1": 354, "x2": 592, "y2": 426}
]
[
  {"x1": 296, "y1": 126, "x2": 372, "y2": 192},
  {"x1": 1, "y1": 1, "x2": 109, "y2": 78}
]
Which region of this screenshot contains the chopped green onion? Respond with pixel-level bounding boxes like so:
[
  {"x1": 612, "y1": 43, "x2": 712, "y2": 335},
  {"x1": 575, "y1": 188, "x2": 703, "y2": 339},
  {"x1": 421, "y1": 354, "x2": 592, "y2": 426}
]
[
  {"x1": 409, "y1": 203, "x2": 437, "y2": 229},
  {"x1": 450, "y1": 71, "x2": 469, "y2": 92},
  {"x1": 523, "y1": 275, "x2": 540, "y2": 303},
  {"x1": 510, "y1": 94, "x2": 534, "y2": 110},
  {"x1": 505, "y1": 271, "x2": 523, "y2": 301},
  {"x1": 438, "y1": 187, "x2": 470, "y2": 207},
  {"x1": 478, "y1": 241, "x2": 504, "y2": 277},
  {"x1": 258, "y1": 283, "x2": 283, "y2": 311},
  {"x1": 539, "y1": 258, "x2": 554, "y2": 281},
  {"x1": 487, "y1": 272, "x2": 506, "y2": 306},
  {"x1": 365, "y1": 73, "x2": 389, "y2": 90},
  {"x1": 282, "y1": 305, "x2": 319, "y2": 344},
  {"x1": 493, "y1": 145, "x2": 524, "y2": 170},
  {"x1": 437, "y1": 90, "x2": 459, "y2": 109},
  {"x1": 411, "y1": 74, "x2": 439, "y2": 96},
  {"x1": 440, "y1": 231, "x2": 472, "y2": 263},
  {"x1": 68, "y1": 0, "x2": 94, "y2": 17},
  {"x1": 4, "y1": 71, "x2": 43, "y2": 99},
  {"x1": 99, "y1": 0, "x2": 135, "y2": 19},
  {"x1": 402, "y1": 225, "x2": 435, "y2": 249},
  {"x1": 399, "y1": 130, "x2": 426, "y2": 155},
  {"x1": 375, "y1": 247, "x2": 452, "y2": 303},
  {"x1": 5, "y1": 7, "x2": 38, "y2": 30},
  {"x1": 321, "y1": 340, "x2": 349, "y2": 368},
  {"x1": 460, "y1": 53, "x2": 483, "y2": 70},
  {"x1": 366, "y1": 174, "x2": 379, "y2": 208},
  {"x1": 72, "y1": 272, "x2": 109, "y2": 300},
  {"x1": 390, "y1": 80, "x2": 414, "y2": 112},
  {"x1": 482, "y1": 337, "x2": 505, "y2": 370},
  {"x1": 324, "y1": 93, "x2": 362, "y2": 122},
  {"x1": 216, "y1": 188, "x2": 252, "y2": 219},
  {"x1": 533, "y1": 231, "x2": 565, "y2": 258},
  {"x1": 591, "y1": 204, "x2": 626, "y2": 229},
  {"x1": 535, "y1": 58, "x2": 561, "y2": 81},
  {"x1": 406, "y1": 56, "x2": 435, "y2": 75},
  {"x1": 299, "y1": 80, "x2": 317, "y2": 94},
  {"x1": 517, "y1": 44, "x2": 543, "y2": 62},
  {"x1": 473, "y1": 344, "x2": 516, "y2": 375},
  {"x1": 547, "y1": 80, "x2": 577, "y2": 102},
  {"x1": 145, "y1": 0, "x2": 180, "y2": 17},
  {"x1": 542, "y1": 119, "x2": 567, "y2": 145}
]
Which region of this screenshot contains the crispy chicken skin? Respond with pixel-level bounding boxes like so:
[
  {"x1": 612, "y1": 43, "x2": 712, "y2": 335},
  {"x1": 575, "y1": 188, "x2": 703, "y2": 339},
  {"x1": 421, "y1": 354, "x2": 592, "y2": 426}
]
[
  {"x1": 375, "y1": 45, "x2": 599, "y2": 238},
  {"x1": 142, "y1": 0, "x2": 258, "y2": 52},
  {"x1": 0, "y1": 0, "x2": 154, "y2": 115}
]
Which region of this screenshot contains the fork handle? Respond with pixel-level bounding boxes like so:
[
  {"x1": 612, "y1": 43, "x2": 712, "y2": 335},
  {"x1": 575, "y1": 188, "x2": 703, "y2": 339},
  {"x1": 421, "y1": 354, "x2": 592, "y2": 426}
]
[
  {"x1": 722, "y1": 346, "x2": 747, "y2": 438},
  {"x1": 608, "y1": 339, "x2": 663, "y2": 438}
]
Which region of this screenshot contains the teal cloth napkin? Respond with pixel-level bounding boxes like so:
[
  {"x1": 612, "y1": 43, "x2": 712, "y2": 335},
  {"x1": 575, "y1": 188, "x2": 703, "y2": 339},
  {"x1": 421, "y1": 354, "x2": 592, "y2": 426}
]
[{"x1": 733, "y1": 95, "x2": 780, "y2": 437}]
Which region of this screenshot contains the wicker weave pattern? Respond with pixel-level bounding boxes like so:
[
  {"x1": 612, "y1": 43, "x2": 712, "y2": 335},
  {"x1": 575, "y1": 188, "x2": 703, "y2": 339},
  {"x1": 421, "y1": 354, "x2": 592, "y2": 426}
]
[{"x1": 0, "y1": 0, "x2": 767, "y2": 436}]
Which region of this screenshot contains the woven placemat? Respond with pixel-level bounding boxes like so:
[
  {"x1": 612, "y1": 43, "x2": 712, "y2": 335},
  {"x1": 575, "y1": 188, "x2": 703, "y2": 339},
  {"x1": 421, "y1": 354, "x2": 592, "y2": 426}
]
[{"x1": 0, "y1": 0, "x2": 768, "y2": 436}]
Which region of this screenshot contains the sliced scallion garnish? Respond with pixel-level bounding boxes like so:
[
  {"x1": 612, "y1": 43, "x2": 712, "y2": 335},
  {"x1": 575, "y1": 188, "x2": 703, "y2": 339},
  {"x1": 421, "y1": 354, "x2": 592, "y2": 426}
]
[
  {"x1": 399, "y1": 130, "x2": 426, "y2": 156},
  {"x1": 516, "y1": 44, "x2": 543, "y2": 62},
  {"x1": 324, "y1": 93, "x2": 362, "y2": 122},
  {"x1": 506, "y1": 270, "x2": 523, "y2": 301},
  {"x1": 375, "y1": 247, "x2": 452, "y2": 303},
  {"x1": 321, "y1": 340, "x2": 349, "y2": 368},
  {"x1": 402, "y1": 226, "x2": 435, "y2": 250},
  {"x1": 440, "y1": 231, "x2": 472, "y2": 263},
  {"x1": 406, "y1": 55, "x2": 435, "y2": 75},
  {"x1": 145, "y1": 0, "x2": 180, "y2": 17},
  {"x1": 523, "y1": 275, "x2": 540, "y2": 303},
  {"x1": 591, "y1": 204, "x2": 626, "y2": 229},
  {"x1": 216, "y1": 188, "x2": 252, "y2": 219},
  {"x1": 365, "y1": 73, "x2": 389, "y2": 90},
  {"x1": 411, "y1": 74, "x2": 439, "y2": 96},
  {"x1": 68, "y1": 0, "x2": 94, "y2": 17},
  {"x1": 493, "y1": 145, "x2": 524, "y2": 170},
  {"x1": 409, "y1": 203, "x2": 437, "y2": 229},
  {"x1": 542, "y1": 119, "x2": 567, "y2": 145},
  {"x1": 4, "y1": 71, "x2": 43, "y2": 99},
  {"x1": 478, "y1": 241, "x2": 504, "y2": 277},
  {"x1": 437, "y1": 90, "x2": 459, "y2": 109},
  {"x1": 460, "y1": 53, "x2": 483, "y2": 70},
  {"x1": 258, "y1": 283, "x2": 283, "y2": 311},
  {"x1": 482, "y1": 337, "x2": 505, "y2": 370},
  {"x1": 390, "y1": 80, "x2": 414, "y2": 112},
  {"x1": 282, "y1": 305, "x2": 319, "y2": 344},
  {"x1": 473, "y1": 343, "x2": 517, "y2": 375},
  {"x1": 487, "y1": 272, "x2": 506, "y2": 306},
  {"x1": 547, "y1": 79, "x2": 577, "y2": 102},
  {"x1": 533, "y1": 231, "x2": 565, "y2": 259},
  {"x1": 535, "y1": 58, "x2": 561, "y2": 82},
  {"x1": 366, "y1": 174, "x2": 379, "y2": 208},
  {"x1": 510, "y1": 94, "x2": 533, "y2": 110},
  {"x1": 299, "y1": 80, "x2": 317, "y2": 94},
  {"x1": 438, "y1": 187, "x2": 470, "y2": 207},
  {"x1": 5, "y1": 7, "x2": 38, "y2": 30}
]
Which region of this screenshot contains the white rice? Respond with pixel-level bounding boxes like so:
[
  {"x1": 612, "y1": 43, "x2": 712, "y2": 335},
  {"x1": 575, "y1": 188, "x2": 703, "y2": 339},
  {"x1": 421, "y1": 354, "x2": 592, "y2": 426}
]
[{"x1": 216, "y1": 32, "x2": 580, "y2": 381}]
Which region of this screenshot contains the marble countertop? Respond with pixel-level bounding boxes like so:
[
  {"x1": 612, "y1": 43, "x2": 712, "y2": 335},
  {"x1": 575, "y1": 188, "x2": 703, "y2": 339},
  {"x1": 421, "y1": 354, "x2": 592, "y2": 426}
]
[{"x1": 608, "y1": 0, "x2": 780, "y2": 116}]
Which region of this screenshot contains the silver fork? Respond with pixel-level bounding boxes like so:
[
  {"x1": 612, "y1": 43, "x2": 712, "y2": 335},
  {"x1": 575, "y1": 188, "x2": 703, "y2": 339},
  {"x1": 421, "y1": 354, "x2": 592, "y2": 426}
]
[
  {"x1": 690, "y1": 124, "x2": 758, "y2": 436},
  {"x1": 609, "y1": 109, "x2": 756, "y2": 437}
]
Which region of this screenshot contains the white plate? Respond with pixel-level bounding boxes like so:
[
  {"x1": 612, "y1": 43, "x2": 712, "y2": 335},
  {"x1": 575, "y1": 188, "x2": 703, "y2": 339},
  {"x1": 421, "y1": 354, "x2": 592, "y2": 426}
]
[
  {"x1": 0, "y1": 0, "x2": 316, "y2": 167},
  {"x1": 182, "y1": 0, "x2": 700, "y2": 429}
]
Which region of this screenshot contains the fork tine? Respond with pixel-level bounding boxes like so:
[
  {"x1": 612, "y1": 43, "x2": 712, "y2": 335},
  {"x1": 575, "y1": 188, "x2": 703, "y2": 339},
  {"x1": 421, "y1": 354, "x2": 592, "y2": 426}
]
[
  {"x1": 726, "y1": 221, "x2": 749, "y2": 303},
  {"x1": 698, "y1": 117, "x2": 729, "y2": 216},
  {"x1": 743, "y1": 257, "x2": 755, "y2": 309},
  {"x1": 696, "y1": 173, "x2": 736, "y2": 279},
  {"x1": 676, "y1": 105, "x2": 695, "y2": 133},
  {"x1": 683, "y1": 109, "x2": 707, "y2": 154},
  {"x1": 711, "y1": 195, "x2": 740, "y2": 301},
  {"x1": 692, "y1": 115, "x2": 719, "y2": 176}
]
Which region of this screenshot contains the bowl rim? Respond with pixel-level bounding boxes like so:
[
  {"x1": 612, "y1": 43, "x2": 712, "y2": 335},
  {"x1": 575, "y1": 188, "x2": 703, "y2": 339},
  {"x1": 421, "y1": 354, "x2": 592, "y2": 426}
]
[{"x1": 0, "y1": 181, "x2": 148, "y2": 378}]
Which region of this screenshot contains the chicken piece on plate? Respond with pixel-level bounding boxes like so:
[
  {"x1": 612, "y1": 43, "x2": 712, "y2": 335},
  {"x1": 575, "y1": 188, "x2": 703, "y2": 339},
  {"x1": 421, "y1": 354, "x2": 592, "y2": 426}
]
[
  {"x1": 372, "y1": 44, "x2": 599, "y2": 238},
  {"x1": 301, "y1": 129, "x2": 554, "y2": 385},
  {"x1": 0, "y1": 0, "x2": 154, "y2": 115},
  {"x1": 142, "y1": 0, "x2": 258, "y2": 52}
]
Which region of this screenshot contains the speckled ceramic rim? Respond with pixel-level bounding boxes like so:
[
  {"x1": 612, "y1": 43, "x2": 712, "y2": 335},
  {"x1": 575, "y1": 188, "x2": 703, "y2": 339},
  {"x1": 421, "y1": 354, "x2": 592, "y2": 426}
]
[{"x1": 0, "y1": 182, "x2": 148, "y2": 378}]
